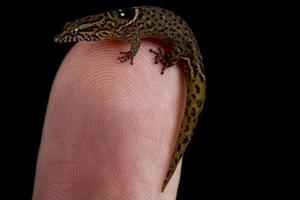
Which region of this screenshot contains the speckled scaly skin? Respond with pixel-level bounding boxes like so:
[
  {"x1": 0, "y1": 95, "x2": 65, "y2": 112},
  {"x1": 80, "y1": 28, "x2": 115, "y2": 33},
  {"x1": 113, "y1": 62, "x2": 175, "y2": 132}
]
[{"x1": 55, "y1": 6, "x2": 206, "y2": 192}]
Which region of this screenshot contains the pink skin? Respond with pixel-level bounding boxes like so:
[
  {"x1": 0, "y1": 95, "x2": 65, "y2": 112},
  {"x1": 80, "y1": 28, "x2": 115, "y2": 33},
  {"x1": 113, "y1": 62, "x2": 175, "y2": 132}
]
[{"x1": 32, "y1": 40, "x2": 185, "y2": 200}]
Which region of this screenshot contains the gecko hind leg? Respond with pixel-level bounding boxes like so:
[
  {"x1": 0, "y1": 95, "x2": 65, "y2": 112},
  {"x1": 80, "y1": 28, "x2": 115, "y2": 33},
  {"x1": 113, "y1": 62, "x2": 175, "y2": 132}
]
[{"x1": 149, "y1": 47, "x2": 181, "y2": 75}]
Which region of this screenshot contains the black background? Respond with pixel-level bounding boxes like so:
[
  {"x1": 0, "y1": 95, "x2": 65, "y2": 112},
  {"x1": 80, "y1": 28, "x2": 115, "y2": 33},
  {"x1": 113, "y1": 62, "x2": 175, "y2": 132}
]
[{"x1": 3, "y1": 0, "x2": 285, "y2": 199}]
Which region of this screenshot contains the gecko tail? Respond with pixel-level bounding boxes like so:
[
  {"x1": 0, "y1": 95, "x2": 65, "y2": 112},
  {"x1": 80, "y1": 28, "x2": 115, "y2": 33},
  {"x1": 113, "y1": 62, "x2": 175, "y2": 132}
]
[
  {"x1": 161, "y1": 67, "x2": 205, "y2": 192},
  {"x1": 161, "y1": 178, "x2": 168, "y2": 192},
  {"x1": 161, "y1": 159, "x2": 180, "y2": 192},
  {"x1": 161, "y1": 151, "x2": 183, "y2": 192}
]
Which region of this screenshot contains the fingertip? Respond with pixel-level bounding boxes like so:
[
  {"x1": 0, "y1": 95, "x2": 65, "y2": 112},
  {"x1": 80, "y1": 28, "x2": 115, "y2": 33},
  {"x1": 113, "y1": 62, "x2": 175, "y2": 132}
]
[{"x1": 34, "y1": 40, "x2": 184, "y2": 199}]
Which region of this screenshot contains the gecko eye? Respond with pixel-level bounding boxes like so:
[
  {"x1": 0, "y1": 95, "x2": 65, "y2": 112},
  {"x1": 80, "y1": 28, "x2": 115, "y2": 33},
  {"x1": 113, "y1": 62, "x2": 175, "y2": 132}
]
[
  {"x1": 71, "y1": 28, "x2": 78, "y2": 35},
  {"x1": 117, "y1": 8, "x2": 135, "y2": 19}
]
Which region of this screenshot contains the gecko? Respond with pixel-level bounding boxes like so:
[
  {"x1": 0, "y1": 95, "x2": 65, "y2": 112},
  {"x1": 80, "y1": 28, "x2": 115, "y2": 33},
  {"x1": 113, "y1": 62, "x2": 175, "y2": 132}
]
[{"x1": 54, "y1": 6, "x2": 206, "y2": 192}]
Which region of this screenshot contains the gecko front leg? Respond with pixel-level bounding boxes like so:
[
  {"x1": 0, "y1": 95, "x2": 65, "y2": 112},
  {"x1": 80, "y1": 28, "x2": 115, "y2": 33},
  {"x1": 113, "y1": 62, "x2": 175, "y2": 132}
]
[{"x1": 118, "y1": 35, "x2": 140, "y2": 65}]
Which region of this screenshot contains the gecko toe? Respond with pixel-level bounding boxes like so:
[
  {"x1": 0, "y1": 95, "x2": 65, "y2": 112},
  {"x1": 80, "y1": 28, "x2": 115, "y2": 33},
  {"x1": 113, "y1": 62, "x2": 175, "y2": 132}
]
[{"x1": 118, "y1": 53, "x2": 134, "y2": 64}]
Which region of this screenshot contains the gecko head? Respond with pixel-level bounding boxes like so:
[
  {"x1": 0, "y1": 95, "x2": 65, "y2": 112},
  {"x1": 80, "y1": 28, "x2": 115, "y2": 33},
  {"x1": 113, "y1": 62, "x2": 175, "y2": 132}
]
[
  {"x1": 54, "y1": 7, "x2": 139, "y2": 43},
  {"x1": 54, "y1": 13, "x2": 113, "y2": 43},
  {"x1": 106, "y1": 7, "x2": 139, "y2": 38}
]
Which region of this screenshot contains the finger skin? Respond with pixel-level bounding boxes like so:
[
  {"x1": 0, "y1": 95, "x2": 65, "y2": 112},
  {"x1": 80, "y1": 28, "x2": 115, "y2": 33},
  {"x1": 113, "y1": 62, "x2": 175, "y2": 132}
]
[{"x1": 32, "y1": 40, "x2": 185, "y2": 200}]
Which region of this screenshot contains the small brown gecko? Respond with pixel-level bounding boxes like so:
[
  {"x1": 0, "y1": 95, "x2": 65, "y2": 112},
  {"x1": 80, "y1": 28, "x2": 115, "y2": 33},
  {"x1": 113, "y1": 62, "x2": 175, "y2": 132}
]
[{"x1": 54, "y1": 6, "x2": 206, "y2": 192}]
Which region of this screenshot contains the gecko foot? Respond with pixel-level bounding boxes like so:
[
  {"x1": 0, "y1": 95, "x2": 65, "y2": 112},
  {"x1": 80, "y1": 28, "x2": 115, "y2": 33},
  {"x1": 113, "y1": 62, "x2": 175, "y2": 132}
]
[
  {"x1": 149, "y1": 48, "x2": 170, "y2": 75},
  {"x1": 118, "y1": 51, "x2": 134, "y2": 65}
]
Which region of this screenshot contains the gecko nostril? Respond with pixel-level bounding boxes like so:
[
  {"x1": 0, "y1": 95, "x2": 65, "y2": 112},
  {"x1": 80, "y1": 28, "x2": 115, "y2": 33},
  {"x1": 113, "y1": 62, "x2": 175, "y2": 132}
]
[{"x1": 54, "y1": 34, "x2": 62, "y2": 43}]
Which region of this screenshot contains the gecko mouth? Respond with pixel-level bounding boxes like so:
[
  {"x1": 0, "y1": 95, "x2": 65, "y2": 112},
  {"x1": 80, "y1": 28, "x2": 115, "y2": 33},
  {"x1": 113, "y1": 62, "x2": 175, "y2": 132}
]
[
  {"x1": 54, "y1": 34, "x2": 78, "y2": 43},
  {"x1": 54, "y1": 34, "x2": 98, "y2": 43}
]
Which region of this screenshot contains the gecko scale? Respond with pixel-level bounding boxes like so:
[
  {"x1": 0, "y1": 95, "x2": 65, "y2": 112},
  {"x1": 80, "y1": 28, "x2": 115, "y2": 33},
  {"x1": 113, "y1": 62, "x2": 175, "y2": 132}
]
[{"x1": 54, "y1": 6, "x2": 206, "y2": 192}]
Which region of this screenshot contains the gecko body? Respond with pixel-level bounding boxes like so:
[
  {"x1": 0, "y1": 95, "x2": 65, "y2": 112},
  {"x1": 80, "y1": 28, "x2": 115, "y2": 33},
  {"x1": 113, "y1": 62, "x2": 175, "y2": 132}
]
[{"x1": 55, "y1": 6, "x2": 206, "y2": 192}]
